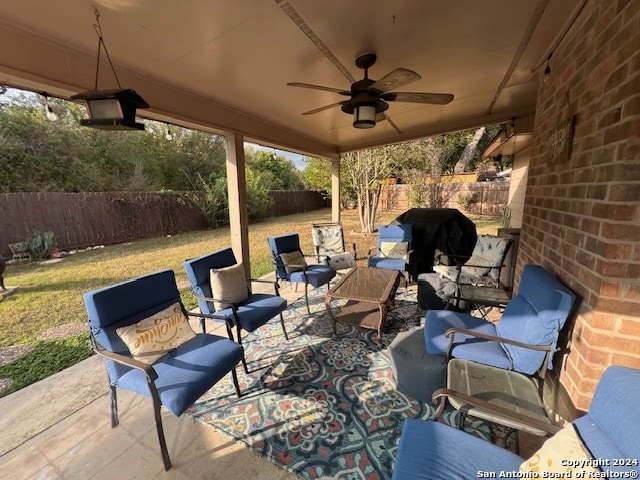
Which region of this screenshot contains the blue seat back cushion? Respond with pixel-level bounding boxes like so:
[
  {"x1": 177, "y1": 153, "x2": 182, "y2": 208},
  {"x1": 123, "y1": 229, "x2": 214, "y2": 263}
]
[
  {"x1": 495, "y1": 265, "x2": 577, "y2": 374},
  {"x1": 378, "y1": 224, "x2": 412, "y2": 247},
  {"x1": 184, "y1": 247, "x2": 237, "y2": 314},
  {"x1": 83, "y1": 270, "x2": 182, "y2": 382},
  {"x1": 268, "y1": 233, "x2": 301, "y2": 281},
  {"x1": 495, "y1": 295, "x2": 550, "y2": 374},
  {"x1": 573, "y1": 366, "x2": 640, "y2": 472}
]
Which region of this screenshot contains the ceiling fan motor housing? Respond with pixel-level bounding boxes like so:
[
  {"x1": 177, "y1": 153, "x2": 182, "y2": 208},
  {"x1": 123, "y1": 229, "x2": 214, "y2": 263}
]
[{"x1": 341, "y1": 78, "x2": 389, "y2": 115}]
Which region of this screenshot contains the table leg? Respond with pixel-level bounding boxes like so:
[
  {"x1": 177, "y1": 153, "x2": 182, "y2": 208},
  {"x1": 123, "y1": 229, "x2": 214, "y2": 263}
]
[{"x1": 325, "y1": 295, "x2": 338, "y2": 339}]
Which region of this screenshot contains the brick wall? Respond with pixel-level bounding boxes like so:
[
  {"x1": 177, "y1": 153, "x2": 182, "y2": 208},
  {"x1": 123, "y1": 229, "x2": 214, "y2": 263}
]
[{"x1": 518, "y1": 0, "x2": 640, "y2": 410}]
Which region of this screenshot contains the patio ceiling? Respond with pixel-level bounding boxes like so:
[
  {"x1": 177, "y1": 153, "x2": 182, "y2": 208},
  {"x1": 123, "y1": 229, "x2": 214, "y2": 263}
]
[{"x1": 0, "y1": 0, "x2": 582, "y2": 159}]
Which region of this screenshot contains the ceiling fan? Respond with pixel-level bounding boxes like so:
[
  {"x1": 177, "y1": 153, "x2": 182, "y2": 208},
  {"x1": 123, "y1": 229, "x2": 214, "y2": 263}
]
[{"x1": 288, "y1": 53, "x2": 454, "y2": 129}]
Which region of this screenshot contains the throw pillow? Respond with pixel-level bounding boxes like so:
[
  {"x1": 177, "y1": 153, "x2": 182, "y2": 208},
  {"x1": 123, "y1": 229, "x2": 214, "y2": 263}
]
[
  {"x1": 116, "y1": 302, "x2": 196, "y2": 364},
  {"x1": 326, "y1": 252, "x2": 356, "y2": 270},
  {"x1": 380, "y1": 241, "x2": 408, "y2": 259},
  {"x1": 461, "y1": 253, "x2": 492, "y2": 279},
  {"x1": 519, "y1": 424, "x2": 598, "y2": 476},
  {"x1": 209, "y1": 262, "x2": 249, "y2": 311},
  {"x1": 279, "y1": 251, "x2": 307, "y2": 274}
]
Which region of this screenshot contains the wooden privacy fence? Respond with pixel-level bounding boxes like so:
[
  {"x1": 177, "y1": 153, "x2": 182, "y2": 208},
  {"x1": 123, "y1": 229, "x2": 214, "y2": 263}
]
[
  {"x1": 0, "y1": 190, "x2": 328, "y2": 258},
  {"x1": 380, "y1": 182, "x2": 509, "y2": 216}
]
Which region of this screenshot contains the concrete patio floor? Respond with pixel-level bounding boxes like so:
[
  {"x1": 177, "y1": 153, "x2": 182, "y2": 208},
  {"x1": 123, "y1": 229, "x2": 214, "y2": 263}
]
[
  {"x1": 0, "y1": 274, "x2": 309, "y2": 480},
  {"x1": 0, "y1": 272, "x2": 536, "y2": 480}
]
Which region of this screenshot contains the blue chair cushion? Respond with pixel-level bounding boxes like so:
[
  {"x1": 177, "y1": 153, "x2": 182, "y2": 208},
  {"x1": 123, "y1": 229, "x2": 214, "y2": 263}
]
[
  {"x1": 425, "y1": 310, "x2": 512, "y2": 370},
  {"x1": 288, "y1": 264, "x2": 335, "y2": 288},
  {"x1": 84, "y1": 270, "x2": 183, "y2": 382},
  {"x1": 268, "y1": 233, "x2": 303, "y2": 281},
  {"x1": 392, "y1": 419, "x2": 523, "y2": 479},
  {"x1": 494, "y1": 294, "x2": 550, "y2": 374},
  {"x1": 378, "y1": 224, "x2": 412, "y2": 244},
  {"x1": 215, "y1": 293, "x2": 287, "y2": 332},
  {"x1": 496, "y1": 265, "x2": 577, "y2": 373},
  {"x1": 573, "y1": 366, "x2": 640, "y2": 472},
  {"x1": 183, "y1": 247, "x2": 237, "y2": 315},
  {"x1": 116, "y1": 333, "x2": 244, "y2": 416},
  {"x1": 367, "y1": 256, "x2": 406, "y2": 271}
]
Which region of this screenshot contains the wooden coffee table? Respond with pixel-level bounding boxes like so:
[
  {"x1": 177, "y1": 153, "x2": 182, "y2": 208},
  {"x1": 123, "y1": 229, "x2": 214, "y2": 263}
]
[{"x1": 325, "y1": 267, "x2": 400, "y2": 343}]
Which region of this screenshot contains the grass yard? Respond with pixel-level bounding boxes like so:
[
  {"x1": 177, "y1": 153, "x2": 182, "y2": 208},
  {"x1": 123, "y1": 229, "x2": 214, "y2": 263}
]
[{"x1": 0, "y1": 208, "x2": 502, "y2": 396}]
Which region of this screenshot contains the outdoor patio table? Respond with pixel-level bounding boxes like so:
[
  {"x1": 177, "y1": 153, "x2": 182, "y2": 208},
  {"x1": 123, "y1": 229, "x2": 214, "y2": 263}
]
[{"x1": 325, "y1": 266, "x2": 400, "y2": 343}]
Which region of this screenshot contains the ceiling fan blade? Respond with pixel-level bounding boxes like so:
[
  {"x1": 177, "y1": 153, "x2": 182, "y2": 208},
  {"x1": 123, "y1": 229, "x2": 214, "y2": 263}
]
[
  {"x1": 383, "y1": 91, "x2": 454, "y2": 105},
  {"x1": 301, "y1": 102, "x2": 344, "y2": 115},
  {"x1": 287, "y1": 82, "x2": 350, "y2": 95},
  {"x1": 370, "y1": 68, "x2": 421, "y2": 93},
  {"x1": 380, "y1": 113, "x2": 403, "y2": 134}
]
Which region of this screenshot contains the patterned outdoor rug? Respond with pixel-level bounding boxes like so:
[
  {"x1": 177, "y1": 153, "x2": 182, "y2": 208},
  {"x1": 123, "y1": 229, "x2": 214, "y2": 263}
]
[{"x1": 187, "y1": 287, "x2": 492, "y2": 479}]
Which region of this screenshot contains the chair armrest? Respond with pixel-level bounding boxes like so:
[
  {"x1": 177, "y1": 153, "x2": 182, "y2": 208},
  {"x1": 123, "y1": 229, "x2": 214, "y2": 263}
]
[
  {"x1": 190, "y1": 291, "x2": 241, "y2": 315},
  {"x1": 250, "y1": 277, "x2": 281, "y2": 295},
  {"x1": 445, "y1": 327, "x2": 554, "y2": 354},
  {"x1": 432, "y1": 387, "x2": 563, "y2": 436},
  {"x1": 185, "y1": 310, "x2": 230, "y2": 323},
  {"x1": 91, "y1": 336, "x2": 158, "y2": 382},
  {"x1": 443, "y1": 253, "x2": 471, "y2": 266},
  {"x1": 444, "y1": 327, "x2": 554, "y2": 378}
]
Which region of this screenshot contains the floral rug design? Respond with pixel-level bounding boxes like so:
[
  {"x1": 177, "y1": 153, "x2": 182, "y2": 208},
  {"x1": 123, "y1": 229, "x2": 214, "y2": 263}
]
[{"x1": 187, "y1": 287, "x2": 491, "y2": 479}]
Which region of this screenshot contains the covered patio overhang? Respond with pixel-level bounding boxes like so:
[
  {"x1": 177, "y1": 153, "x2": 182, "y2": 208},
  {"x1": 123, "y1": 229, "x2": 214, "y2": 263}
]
[
  {"x1": 2, "y1": 0, "x2": 638, "y2": 413},
  {"x1": 0, "y1": 0, "x2": 583, "y2": 266}
]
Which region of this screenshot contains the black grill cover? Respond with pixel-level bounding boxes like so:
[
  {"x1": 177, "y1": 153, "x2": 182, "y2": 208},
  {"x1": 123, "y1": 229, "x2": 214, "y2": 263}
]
[{"x1": 392, "y1": 208, "x2": 477, "y2": 278}]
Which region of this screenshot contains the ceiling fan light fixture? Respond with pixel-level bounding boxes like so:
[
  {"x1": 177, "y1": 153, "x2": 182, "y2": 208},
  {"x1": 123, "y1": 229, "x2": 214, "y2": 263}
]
[{"x1": 353, "y1": 104, "x2": 377, "y2": 129}]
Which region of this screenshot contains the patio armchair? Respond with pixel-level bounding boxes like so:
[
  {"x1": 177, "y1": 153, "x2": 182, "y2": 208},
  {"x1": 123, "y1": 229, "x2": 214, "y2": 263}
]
[
  {"x1": 268, "y1": 232, "x2": 336, "y2": 314},
  {"x1": 425, "y1": 264, "x2": 578, "y2": 375},
  {"x1": 393, "y1": 365, "x2": 640, "y2": 480},
  {"x1": 367, "y1": 224, "x2": 413, "y2": 287},
  {"x1": 417, "y1": 234, "x2": 511, "y2": 311},
  {"x1": 83, "y1": 269, "x2": 244, "y2": 470},
  {"x1": 422, "y1": 264, "x2": 579, "y2": 444},
  {"x1": 183, "y1": 247, "x2": 289, "y2": 373},
  {"x1": 311, "y1": 221, "x2": 357, "y2": 271}
]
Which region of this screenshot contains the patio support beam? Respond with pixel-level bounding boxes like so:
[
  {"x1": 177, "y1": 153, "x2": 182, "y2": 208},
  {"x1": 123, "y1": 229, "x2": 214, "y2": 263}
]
[
  {"x1": 332, "y1": 158, "x2": 341, "y2": 222},
  {"x1": 225, "y1": 132, "x2": 251, "y2": 277}
]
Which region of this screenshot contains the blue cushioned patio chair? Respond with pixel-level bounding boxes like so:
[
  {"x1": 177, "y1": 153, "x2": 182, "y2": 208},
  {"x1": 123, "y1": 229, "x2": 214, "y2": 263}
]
[
  {"x1": 425, "y1": 264, "x2": 578, "y2": 376},
  {"x1": 368, "y1": 224, "x2": 413, "y2": 287},
  {"x1": 393, "y1": 365, "x2": 640, "y2": 479},
  {"x1": 268, "y1": 232, "x2": 336, "y2": 314},
  {"x1": 183, "y1": 247, "x2": 289, "y2": 373},
  {"x1": 84, "y1": 269, "x2": 244, "y2": 471}
]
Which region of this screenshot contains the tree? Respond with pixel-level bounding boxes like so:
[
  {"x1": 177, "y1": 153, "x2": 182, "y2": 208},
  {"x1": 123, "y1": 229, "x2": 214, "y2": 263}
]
[
  {"x1": 301, "y1": 157, "x2": 331, "y2": 195},
  {"x1": 401, "y1": 137, "x2": 455, "y2": 208},
  {"x1": 0, "y1": 91, "x2": 228, "y2": 193},
  {"x1": 245, "y1": 148, "x2": 304, "y2": 190},
  {"x1": 342, "y1": 145, "x2": 401, "y2": 233},
  {"x1": 301, "y1": 156, "x2": 357, "y2": 208},
  {"x1": 453, "y1": 127, "x2": 485, "y2": 173}
]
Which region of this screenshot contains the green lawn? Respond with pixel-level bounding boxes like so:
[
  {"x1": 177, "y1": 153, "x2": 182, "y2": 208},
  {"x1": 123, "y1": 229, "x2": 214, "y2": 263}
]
[{"x1": 0, "y1": 208, "x2": 501, "y2": 396}]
